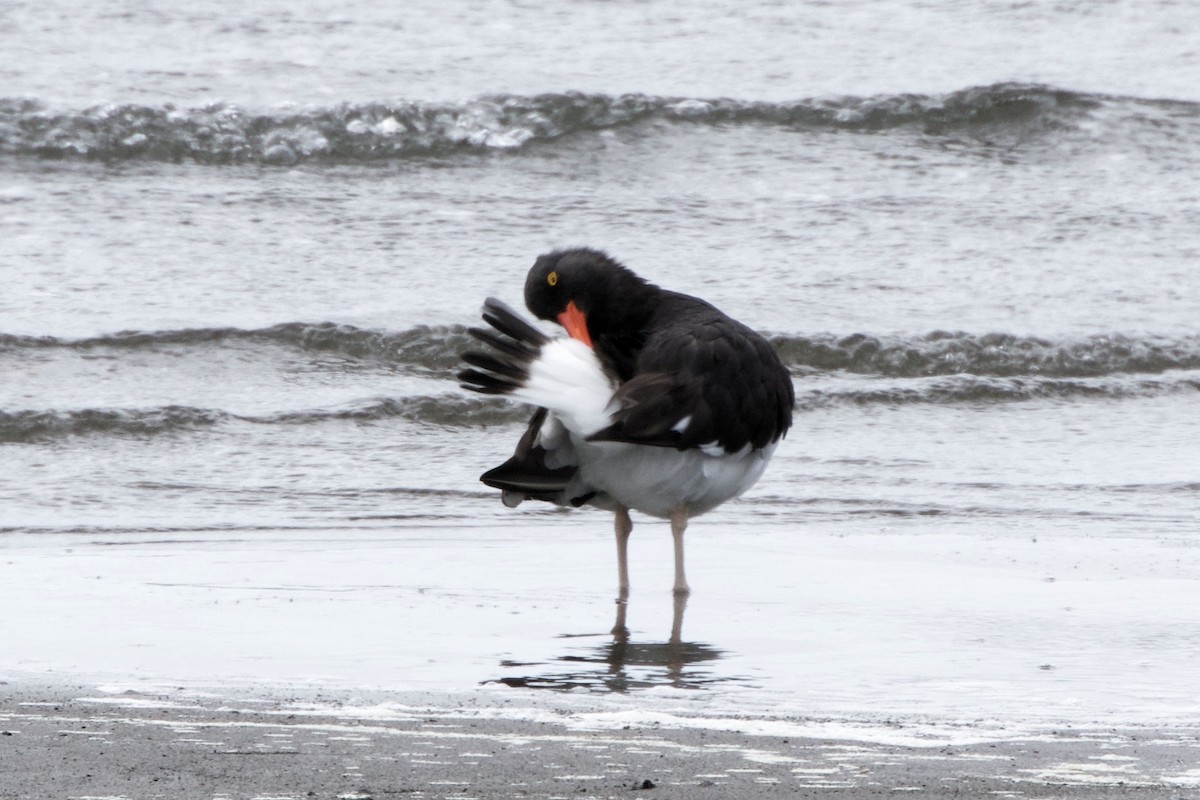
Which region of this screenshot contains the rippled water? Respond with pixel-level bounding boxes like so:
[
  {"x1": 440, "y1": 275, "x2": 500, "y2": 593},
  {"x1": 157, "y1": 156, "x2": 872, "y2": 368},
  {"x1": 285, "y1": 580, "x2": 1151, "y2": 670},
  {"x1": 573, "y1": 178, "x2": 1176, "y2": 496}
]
[{"x1": 2, "y1": 0, "x2": 1198, "y2": 730}]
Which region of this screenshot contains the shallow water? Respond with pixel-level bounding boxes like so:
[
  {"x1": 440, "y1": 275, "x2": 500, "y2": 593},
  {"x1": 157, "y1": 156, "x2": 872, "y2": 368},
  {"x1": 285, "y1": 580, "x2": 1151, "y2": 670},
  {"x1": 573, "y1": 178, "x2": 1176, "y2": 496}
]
[
  {"x1": 2, "y1": 0, "x2": 1199, "y2": 739},
  {"x1": 3, "y1": 512, "x2": 1198, "y2": 732}
]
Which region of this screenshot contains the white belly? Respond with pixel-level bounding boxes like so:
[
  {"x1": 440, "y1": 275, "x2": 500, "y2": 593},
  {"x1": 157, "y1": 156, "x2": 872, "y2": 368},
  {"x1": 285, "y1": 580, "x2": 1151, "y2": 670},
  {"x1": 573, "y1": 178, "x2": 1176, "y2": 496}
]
[
  {"x1": 510, "y1": 339, "x2": 780, "y2": 518},
  {"x1": 576, "y1": 438, "x2": 777, "y2": 519}
]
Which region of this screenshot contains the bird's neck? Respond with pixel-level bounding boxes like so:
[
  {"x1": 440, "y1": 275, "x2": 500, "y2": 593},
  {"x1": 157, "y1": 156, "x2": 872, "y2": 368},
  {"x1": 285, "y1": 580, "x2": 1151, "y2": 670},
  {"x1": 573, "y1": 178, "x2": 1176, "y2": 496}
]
[{"x1": 590, "y1": 283, "x2": 661, "y2": 380}]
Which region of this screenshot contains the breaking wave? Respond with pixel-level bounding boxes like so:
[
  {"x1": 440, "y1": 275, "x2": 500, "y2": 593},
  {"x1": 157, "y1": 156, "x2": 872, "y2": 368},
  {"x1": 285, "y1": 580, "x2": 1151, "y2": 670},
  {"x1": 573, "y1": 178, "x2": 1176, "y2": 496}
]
[
  {"x1": 4, "y1": 321, "x2": 1200, "y2": 442},
  {"x1": 1, "y1": 83, "x2": 1191, "y2": 165},
  {"x1": 0, "y1": 322, "x2": 475, "y2": 373},
  {"x1": 794, "y1": 372, "x2": 1200, "y2": 410},
  {"x1": 5, "y1": 323, "x2": 1200, "y2": 379},
  {"x1": 6, "y1": 369, "x2": 1198, "y2": 444},
  {"x1": 0, "y1": 396, "x2": 522, "y2": 443},
  {"x1": 771, "y1": 331, "x2": 1200, "y2": 379}
]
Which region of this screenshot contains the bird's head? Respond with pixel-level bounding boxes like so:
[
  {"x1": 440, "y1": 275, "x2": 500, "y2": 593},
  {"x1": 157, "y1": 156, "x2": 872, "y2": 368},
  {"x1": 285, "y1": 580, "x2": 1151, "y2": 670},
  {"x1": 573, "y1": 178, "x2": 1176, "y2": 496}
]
[{"x1": 524, "y1": 248, "x2": 654, "y2": 349}]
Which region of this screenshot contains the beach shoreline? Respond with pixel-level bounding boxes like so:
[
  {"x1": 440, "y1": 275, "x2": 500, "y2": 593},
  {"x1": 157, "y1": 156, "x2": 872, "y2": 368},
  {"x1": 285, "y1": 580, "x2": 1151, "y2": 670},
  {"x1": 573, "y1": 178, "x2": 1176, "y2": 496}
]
[
  {"x1": 3, "y1": 521, "x2": 1199, "y2": 799},
  {"x1": 2, "y1": 679, "x2": 1197, "y2": 799}
]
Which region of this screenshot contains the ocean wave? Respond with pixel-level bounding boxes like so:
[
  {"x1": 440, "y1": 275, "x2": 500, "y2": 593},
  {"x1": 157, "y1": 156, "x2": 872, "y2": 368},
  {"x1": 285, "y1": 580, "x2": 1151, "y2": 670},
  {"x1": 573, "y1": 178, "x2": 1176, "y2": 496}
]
[
  {"x1": 772, "y1": 331, "x2": 1200, "y2": 378},
  {"x1": 1, "y1": 83, "x2": 1189, "y2": 165},
  {"x1": 794, "y1": 372, "x2": 1200, "y2": 410},
  {"x1": 0, "y1": 405, "x2": 231, "y2": 442},
  {"x1": 5, "y1": 370, "x2": 1199, "y2": 443},
  {"x1": 6, "y1": 324, "x2": 1200, "y2": 381},
  {"x1": 0, "y1": 322, "x2": 475, "y2": 373},
  {"x1": 0, "y1": 396, "x2": 525, "y2": 443}
]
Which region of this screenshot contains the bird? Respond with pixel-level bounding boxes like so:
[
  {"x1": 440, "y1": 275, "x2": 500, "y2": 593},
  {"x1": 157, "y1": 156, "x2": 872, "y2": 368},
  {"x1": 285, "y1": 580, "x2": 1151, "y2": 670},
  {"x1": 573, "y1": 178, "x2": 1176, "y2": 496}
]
[{"x1": 458, "y1": 248, "x2": 794, "y2": 598}]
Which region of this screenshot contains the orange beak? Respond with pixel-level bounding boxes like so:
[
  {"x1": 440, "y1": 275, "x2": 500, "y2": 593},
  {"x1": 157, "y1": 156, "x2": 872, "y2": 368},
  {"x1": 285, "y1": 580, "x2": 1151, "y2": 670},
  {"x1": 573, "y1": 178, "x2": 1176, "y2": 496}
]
[{"x1": 556, "y1": 300, "x2": 594, "y2": 349}]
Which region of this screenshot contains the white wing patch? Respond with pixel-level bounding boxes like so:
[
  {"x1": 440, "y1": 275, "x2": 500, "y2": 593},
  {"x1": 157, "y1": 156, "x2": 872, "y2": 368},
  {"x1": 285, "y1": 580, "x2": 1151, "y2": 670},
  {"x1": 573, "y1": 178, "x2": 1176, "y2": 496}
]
[{"x1": 507, "y1": 338, "x2": 617, "y2": 438}]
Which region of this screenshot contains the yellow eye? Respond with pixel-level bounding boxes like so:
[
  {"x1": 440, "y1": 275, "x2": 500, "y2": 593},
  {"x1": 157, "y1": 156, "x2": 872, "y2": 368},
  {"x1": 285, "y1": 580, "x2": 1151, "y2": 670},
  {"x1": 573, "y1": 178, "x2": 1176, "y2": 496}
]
[{"x1": 547, "y1": 271, "x2": 558, "y2": 287}]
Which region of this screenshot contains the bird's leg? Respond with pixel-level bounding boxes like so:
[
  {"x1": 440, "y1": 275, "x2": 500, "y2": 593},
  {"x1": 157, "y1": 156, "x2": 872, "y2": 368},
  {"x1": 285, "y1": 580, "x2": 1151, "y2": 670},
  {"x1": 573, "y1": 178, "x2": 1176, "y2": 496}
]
[
  {"x1": 611, "y1": 596, "x2": 629, "y2": 642},
  {"x1": 614, "y1": 505, "x2": 633, "y2": 602},
  {"x1": 670, "y1": 507, "x2": 691, "y2": 596},
  {"x1": 670, "y1": 591, "x2": 688, "y2": 645}
]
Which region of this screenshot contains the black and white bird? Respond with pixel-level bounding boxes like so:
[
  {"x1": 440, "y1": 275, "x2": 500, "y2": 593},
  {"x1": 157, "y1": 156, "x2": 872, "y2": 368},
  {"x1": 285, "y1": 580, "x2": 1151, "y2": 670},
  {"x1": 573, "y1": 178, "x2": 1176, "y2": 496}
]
[{"x1": 458, "y1": 248, "x2": 794, "y2": 597}]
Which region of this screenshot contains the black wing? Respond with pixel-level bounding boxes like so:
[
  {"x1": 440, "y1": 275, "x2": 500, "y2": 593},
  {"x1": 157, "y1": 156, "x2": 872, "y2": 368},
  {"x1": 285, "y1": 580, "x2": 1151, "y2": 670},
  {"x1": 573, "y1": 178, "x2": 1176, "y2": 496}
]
[
  {"x1": 588, "y1": 295, "x2": 794, "y2": 453},
  {"x1": 458, "y1": 300, "x2": 598, "y2": 507},
  {"x1": 457, "y1": 297, "x2": 548, "y2": 396},
  {"x1": 480, "y1": 408, "x2": 577, "y2": 498}
]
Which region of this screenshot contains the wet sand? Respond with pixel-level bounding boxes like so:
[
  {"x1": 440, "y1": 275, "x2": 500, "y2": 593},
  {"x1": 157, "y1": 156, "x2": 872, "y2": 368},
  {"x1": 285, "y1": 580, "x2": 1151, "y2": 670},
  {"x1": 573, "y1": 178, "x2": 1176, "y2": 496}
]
[
  {"x1": 3, "y1": 521, "x2": 1197, "y2": 721},
  {"x1": 2, "y1": 682, "x2": 1197, "y2": 799},
  {"x1": 2, "y1": 520, "x2": 1198, "y2": 797}
]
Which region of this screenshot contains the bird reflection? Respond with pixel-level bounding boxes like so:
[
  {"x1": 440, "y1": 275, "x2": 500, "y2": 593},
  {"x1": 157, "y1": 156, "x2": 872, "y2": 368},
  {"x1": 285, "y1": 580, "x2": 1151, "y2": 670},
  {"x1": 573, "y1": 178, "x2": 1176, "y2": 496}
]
[{"x1": 490, "y1": 595, "x2": 737, "y2": 692}]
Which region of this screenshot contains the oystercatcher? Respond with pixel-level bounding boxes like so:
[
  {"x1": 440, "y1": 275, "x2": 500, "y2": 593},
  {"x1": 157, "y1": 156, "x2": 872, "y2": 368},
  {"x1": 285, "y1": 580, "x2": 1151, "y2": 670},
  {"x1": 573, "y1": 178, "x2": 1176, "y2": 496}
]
[{"x1": 458, "y1": 248, "x2": 793, "y2": 597}]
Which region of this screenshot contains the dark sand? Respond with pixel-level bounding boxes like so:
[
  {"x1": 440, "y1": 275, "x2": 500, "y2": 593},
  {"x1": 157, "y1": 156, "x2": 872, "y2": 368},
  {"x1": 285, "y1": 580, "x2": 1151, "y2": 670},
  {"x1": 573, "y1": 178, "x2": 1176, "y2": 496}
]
[{"x1": 1, "y1": 683, "x2": 1196, "y2": 799}]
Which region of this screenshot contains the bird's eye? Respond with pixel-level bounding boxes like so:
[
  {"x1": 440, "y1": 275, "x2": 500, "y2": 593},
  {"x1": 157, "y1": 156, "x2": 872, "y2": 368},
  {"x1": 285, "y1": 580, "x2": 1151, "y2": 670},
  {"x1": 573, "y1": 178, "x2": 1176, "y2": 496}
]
[{"x1": 547, "y1": 271, "x2": 558, "y2": 287}]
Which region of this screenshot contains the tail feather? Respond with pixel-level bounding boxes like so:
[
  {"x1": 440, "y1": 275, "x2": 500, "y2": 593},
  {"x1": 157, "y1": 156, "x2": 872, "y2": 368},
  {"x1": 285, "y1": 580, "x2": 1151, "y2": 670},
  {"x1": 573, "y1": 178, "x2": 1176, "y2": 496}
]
[
  {"x1": 480, "y1": 408, "x2": 584, "y2": 508},
  {"x1": 481, "y1": 459, "x2": 576, "y2": 495}
]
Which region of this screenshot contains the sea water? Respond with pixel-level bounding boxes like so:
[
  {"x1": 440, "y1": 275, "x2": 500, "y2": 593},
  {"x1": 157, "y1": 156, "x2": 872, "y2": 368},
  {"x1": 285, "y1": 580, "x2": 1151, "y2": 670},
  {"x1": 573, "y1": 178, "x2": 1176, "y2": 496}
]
[{"x1": 1, "y1": 0, "x2": 1198, "y2": 730}]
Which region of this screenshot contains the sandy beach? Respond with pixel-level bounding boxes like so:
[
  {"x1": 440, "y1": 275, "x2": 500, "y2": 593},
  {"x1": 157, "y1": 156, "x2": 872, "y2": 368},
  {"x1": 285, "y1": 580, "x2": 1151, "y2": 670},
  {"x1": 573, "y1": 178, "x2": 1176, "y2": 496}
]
[
  {"x1": 2, "y1": 521, "x2": 1198, "y2": 798},
  {"x1": 2, "y1": 681, "x2": 1198, "y2": 799}
]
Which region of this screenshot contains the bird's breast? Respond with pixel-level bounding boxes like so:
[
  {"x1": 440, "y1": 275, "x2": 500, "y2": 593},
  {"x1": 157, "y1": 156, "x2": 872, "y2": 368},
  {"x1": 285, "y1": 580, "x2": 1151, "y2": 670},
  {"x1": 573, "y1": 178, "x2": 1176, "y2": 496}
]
[{"x1": 574, "y1": 438, "x2": 777, "y2": 519}]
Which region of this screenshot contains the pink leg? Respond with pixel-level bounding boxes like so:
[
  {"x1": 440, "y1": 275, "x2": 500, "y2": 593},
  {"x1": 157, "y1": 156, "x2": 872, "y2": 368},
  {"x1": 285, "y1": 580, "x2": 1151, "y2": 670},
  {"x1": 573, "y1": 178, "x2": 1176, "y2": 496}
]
[
  {"x1": 614, "y1": 505, "x2": 632, "y2": 601},
  {"x1": 670, "y1": 592, "x2": 688, "y2": 645},
  {"x1": 670, "y1": 507, "x2": 691, "y2": 596},
  {"x1": 611, "y1": 597, "x2": 629, "y2": 641}
]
